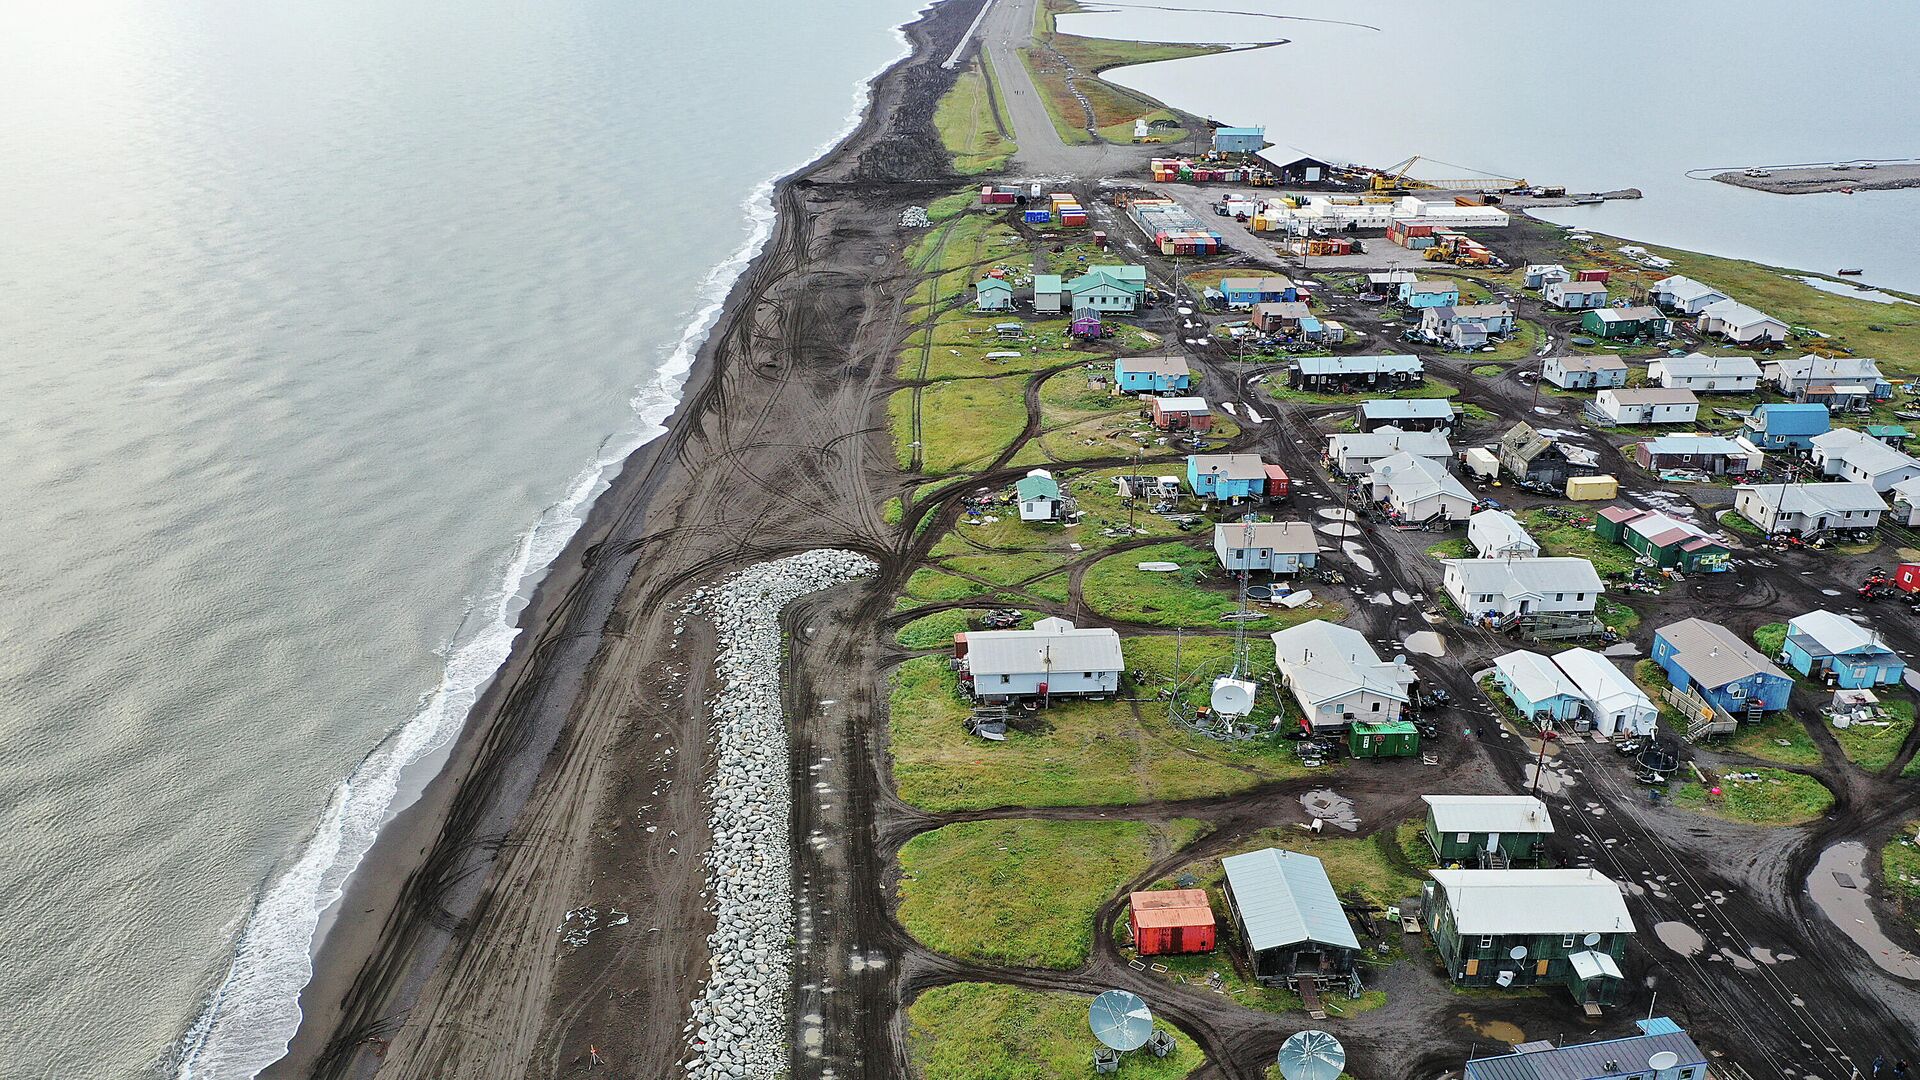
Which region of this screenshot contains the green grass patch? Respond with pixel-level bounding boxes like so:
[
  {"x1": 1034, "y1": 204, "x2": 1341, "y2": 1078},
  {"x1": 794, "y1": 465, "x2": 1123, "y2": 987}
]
[
  {"x1": 1672, "y1": 767, "x2": 1834, "y2": 825},
  {"x1": 1596, "y1": 595, "x2": 1640, "y2": 635},
  {"x1": 907, "y1": 982, "x2": 1205, "y2": 1080},
  {"x1": 1833, "y1": 696, "x2": 1915, "y2": 772},
  {"x1": 1426, "y1": 538, "x2": 1472, "y2": 560},
  {"x1": 1632, "y1": 659, "x2": 1689, "y2": 729},
  {"x1": 933, "y1": 58, "x2": 1015, "y2": 175},
  {"x1": 897, "y1": 817, "x2": 1206, "y2": 968},
  {"x1": 941, "y1": 550, "x2": 1070, "y2": 588},
  {"x1": 925, "y1": 190, "x2": 977, "y2": 223},
  {"x1": 886, "y1": 654, "x2": 1314, "y2": 812},
  {"x1": 895, "y1": 608, "x2": 1040, "y2": 650},
  {"x1": 888, "y1": 377, "x2": 1029, "y2": 473},
  {"x1": 1753, "y1": 622, "x2": 1787, "y2": 657},
  {"x1": 1520, "y1": 508, "x2": 1639, "y2": 578},
  {"x1": 1717, "y1": 507, "x2": 1767, "y2": 540},
  {"x1": 1470, "y1": 364, "x2": 1505, "y2": 377},
  {"x1": 1082, "y1": 541, "x2": 1341, "y2": 629},
  {"x1": 904, "y1": 567, "x2": 985, "y2": 605},
  {"x1": 1719, "y1": 712, "x2": 1822, "y2": 767},
  {"x1": 1883, "y1": 824, "x2": 1920, "y2": 928},
  {"x1": 882, "y1": 496, "x2": 904, "y2": 526}
]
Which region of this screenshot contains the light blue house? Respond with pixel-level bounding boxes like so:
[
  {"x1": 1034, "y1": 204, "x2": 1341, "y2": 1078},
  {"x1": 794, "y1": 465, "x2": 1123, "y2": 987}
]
[
  {"x1": 1399, "y1": 279, "x2": 1461, "y2": 309},
  {"x1": 1652, "y1": 618, "x2": 1793, "y2": 716},
  {"x1": 1781, "y1": 610, "x2": 1905, "y2": 688},
  {"x1": 1743, "y1": 403, "x2": 1831, "y2": 450},
  {"x1": 1114, "y1": 354, "x2": 1192, "y2": 394},
  {"x1": 975, "y1": 276, "x2": 1013, "y2": 311},
  {"x1": 1220, "y1": 276, "x2": 1299, "y2": 307},
  {"x1": 1212, "y1": 126, "x2": 1266, "y2": 154},
  {"x1": 1187, "y1": 453, "x2": 1268, "y2": 502},
  {"x1": 1492, "y1": 650, "x2": 1585, "y2": 726}
]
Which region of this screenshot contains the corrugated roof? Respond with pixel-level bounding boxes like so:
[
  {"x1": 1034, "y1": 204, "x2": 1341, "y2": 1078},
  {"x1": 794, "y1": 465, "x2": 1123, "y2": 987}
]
[
  {"x1": 1813, "y1": 427, "x2": 1920, "y2": 479},
  {"x1": 1118, "y1": 354, "x2": 1191, "y2": 376},
  {"x1": 1423, "y1": 795, "x2": 1555, "y2": 836},
  {"x1": 1428, "y1": 868, "x2": 1634, "y2": 935},
  {"x1": 1551, "y1": 648, "x2": 1653, "y2": 716},
  {"x1": 1361, "y1": 399, "x2": 1454, "y2": 420},
  {"x1": 1640, "y1": 434, "x2": 1747, "y2": 457},
  {"x1": 1495, "y1": 649, "x2": 1583, "y2": 705},
  {"x1": 1604, "y1": 388, "x2": 1697, "y2": 406},
  {"x1": 1191, "y1": 453, "x2": 1267, "y2": 481},
  {"x1": 1736, "y1": 481, "x2": 1888, "y2": 515},
  {"x1": 1698, "y1": 298, "x2": 1781, "y2": 329},
  {"x1": 965, "y1": 622, "x2": 1124, "y2": 678},
  {"x1": 1031, "y1": 274, "x2": 1063, "y2": 290},
  {"x1": 1654, "y1": 617, "x2": 1788, "y2": 688},
  {"x1": 1372, "y1": 452, "x2": 1476, "y2": 504},
  {"x1": 1129, "y1": 889, "x2": 1213, "y2": 929},
  {"x1": 1444, "y1": 558, "x2": 1605, "y2": 599},
  {"x1": 1787, "y1": 610, "x2": 1887, "y2": 656},
  {"x1": 1221, "y1": 848, "x2": 1360, "y2": 952},
  {"x1": 1154, "y1": 396, "x2": 1209, "y2": 413},
  {"x1": 1653, "y1": 275, "x2": 1726, "y2": 304},
  {"x1": 1296, "y1": 354, "x2": 1424, "y2": 376},
  {"x1": 1330, "y1": 429, "x2": 1452, "y2": 461},
  {"x1": 1409, "y1": 279, "x2": 1457, "y2": 294},
  {"x1": 1657, "y1": 353, "x2": 1763, "y2": 378},
  {"x1": 1215, "y1": 521, "x2": 1319, "y2": 554},
  {"x1": 1465, "y1": 1030, "x2": 1704, "y2": 1080},
  {"x1": 1552, "y1": 355, "x2": 1628, "y2": 373},
  {"x1": 1469, "y1": 510, "x2": 1537, "y2": 556}
]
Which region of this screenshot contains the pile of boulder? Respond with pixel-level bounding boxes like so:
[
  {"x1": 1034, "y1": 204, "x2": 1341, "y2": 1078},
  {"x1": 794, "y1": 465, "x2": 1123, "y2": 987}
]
[{"x1": 682, "y1": 549, "x2": 876, "y2": 1078}]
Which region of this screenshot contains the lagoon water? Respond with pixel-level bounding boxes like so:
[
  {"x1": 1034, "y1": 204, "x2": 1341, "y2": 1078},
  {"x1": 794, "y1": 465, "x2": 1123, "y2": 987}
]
[
  {"x1": 1063, "y1": 0, "x2": 1920, "y2": 292},
  {"x1": 0, "y1": 0, "x2": 915, "y2": 1075}
]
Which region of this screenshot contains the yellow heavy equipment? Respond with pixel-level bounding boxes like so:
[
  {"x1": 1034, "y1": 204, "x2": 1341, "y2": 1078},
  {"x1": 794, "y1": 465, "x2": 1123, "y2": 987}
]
[{"x1": 1370, "y1": 155, "x2": 1526, "y2": 193}]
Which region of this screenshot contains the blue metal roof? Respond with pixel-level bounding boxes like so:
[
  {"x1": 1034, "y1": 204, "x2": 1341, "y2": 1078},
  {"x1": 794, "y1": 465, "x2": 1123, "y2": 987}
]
[
  {"x1": 1464, "y1": 1028, "x2": 1706, "y2": 1080},
  {"x1": 1751, "y1": 403, "x2": 1830, "y2": 434}
]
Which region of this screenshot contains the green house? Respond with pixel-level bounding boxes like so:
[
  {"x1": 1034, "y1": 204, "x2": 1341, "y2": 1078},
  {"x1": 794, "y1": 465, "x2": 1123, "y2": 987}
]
[
  {"x1": 1582, "y1": 305, "x2": 1670, "y2": 340},
  {"x1": 1422, "y1": 795, "x2": 1554, "y2": 866},
  {"x1": 1596, "y1": 506, "x2": 1731, "y2": 573},
  {"x1": 1424, "y1": 868, "x2": 1634, "y2": 1007},
  {"x1": 1348, "y1": 720, "x2": 1419, "y2": 758}
]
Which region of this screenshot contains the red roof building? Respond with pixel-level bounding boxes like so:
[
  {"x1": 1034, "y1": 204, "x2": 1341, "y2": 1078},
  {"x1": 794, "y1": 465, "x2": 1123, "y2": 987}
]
[{"x1": 1128, "y1": 889, "x2": 1217, "y2": 956}]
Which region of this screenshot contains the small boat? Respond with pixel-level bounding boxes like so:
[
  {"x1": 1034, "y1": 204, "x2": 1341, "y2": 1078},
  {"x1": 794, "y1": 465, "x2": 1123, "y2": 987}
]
[
  {"x1": 1838, "y1": 268, "x2": 1864, "y2": 276},
  {"x1": 1136, "y1": 561, "x2": 1181, "y2": 573}
]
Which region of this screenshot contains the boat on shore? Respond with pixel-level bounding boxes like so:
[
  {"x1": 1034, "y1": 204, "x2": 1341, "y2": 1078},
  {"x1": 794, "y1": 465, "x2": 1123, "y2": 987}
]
[{"x1": 1839, "y1": 267, "x2": 1864, "y2": 276}]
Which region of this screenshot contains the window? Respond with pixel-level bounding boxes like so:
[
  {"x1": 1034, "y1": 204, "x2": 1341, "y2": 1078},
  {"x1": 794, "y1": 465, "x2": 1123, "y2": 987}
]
[
  {"x1": 1478, "y1": 935, "x2": 1493, "y2": 949},
  {"x1": 1371, "y1": 701, "x2": 1382, "y2": 712},
  {"x1": 1083, "y1": 671, "x2": 1093, "y2": 678},
  {"x1": 1555, "y1": 593, "x2": 1564, "y2": 602},
  {"x1": 1456, "y1": 832, "x2": 1470, "y2": 844},
  {"x1": 1000, "y1": 675, "x2": 1010, "y2": 684},
  {"x1": 1562, "y1": 933, "x2": 1576, "y2": 949}
]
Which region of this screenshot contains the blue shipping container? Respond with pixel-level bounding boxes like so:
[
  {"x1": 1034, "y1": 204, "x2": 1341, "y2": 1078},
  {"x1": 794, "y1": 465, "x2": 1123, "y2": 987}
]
[{"x1": 1024, "y1": 209, "x2": 1052, "y2": 223}]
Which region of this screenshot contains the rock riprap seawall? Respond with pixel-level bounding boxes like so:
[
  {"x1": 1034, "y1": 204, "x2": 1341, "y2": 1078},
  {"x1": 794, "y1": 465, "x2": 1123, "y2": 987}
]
[{"x1": 681, "y1": 550, "x2": 877, "y2": 1078}]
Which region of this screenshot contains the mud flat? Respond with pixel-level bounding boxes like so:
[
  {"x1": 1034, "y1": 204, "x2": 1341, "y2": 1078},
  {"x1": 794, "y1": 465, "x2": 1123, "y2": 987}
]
[{"x1": 1711, "y1": 163, "x2": 1920, "y2": 195}]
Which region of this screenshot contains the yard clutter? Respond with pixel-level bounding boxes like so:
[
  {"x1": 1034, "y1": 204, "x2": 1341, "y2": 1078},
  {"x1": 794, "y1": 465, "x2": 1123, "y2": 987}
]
[
  {"x1": 1123, "y1": 197, "x2": 1225, "y2": 255},
  {"x1": 1421, "y1": 795, "x2": 1554, "y2": 866},
  {"x1": 1733, "y1": 480, "x2": 1888, "y2": 537},
  {"x1": 1220, "y1": 848, "x2": 1364, "y2": 994},
  {"x1": 1271, "y1": 619, "x2": 1417, "y2": 731},
  {"x1": 1016, "y1": 469, "x2": 1063, "y2": 522},
  {"x1": 1422, "y1": 868, "x2": 1635, "y2": 1006},
  {"x1": 1594, "y1": 506, "x2": 1731, "y2": 573},
  {"x1": 1779, "y1": 610, "x2": 1905, "y2": 687},
  {"x1": 954, "y1": 617, "x2": 1125, "y2": 703},
  {"x1": 1499, "y1": 422, "x2": 1599, "y2": 491},
  {"x1": 1127, "y1": 889, "x2": 1217, "y2": 956}
]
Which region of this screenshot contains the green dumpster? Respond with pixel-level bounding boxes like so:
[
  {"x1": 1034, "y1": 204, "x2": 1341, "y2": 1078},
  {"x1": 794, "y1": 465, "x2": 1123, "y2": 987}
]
[{"x1": 1348, "y1": 720, "x2": 1420, "y2": 759}]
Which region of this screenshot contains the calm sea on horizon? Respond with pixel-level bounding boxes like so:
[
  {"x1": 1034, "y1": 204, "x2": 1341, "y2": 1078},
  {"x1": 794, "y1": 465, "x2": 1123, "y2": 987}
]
[
  {"x1": 0, "y1": 0, "x2": 916, "y2": 1075},
  {"x1": 1065, "y1": 0, "x2": 1920, "y2": 294}
]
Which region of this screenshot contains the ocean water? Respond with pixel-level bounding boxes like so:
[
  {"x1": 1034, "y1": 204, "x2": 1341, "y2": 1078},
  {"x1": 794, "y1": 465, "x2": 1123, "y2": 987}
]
[
  {"x1": 1061, "y1": 0, "x2": 1920, "y2": 292},
  {"x1": 0, "y1": 0, "x2": 917, "y2": 1076}
]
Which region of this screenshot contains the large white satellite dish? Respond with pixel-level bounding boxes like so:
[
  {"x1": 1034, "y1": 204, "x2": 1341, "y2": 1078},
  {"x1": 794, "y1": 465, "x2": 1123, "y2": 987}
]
[
  {"x1": 1089, "y1": 989, "x2": 1153, "y2": 1052},
  {"x1": 1650, "y1": 1051, "x2": 1680, "y2": 1072},
  {"x1": 1277, "y1": 1030, "x2": 1346, "y2": 1080},
  {"x1": 1210, "y1": 675, "x2": 1258, "y2": 717},
  {"x1": 1583, "y1": 932, "x2": 1602, "y2": 946},
  {"x1": 1508, "y1": 945, "x2": 1529, "y2": 961}
]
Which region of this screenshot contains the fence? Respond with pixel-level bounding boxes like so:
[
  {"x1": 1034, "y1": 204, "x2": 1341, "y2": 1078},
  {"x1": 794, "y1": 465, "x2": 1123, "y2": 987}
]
[{"x1": 1663, "y1": 684, "x2": 1738, "y2": 740}]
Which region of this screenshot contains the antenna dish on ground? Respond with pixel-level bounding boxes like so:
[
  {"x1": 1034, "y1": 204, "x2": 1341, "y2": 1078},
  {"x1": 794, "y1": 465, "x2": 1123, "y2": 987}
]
[
  {"x1": 1508, "y1": 944, "x2": 1529, "y2": 960},
  {"x1": 1210, "y1": 675, "x2": 1258, "y2": 718},
  {"x1": 1089, "y1": 990, "x2": 1153, "y2": 1052},
  {"x1": 1583, "y1": 932, "x2": 1602, "y2": 946},
  {"x1": 1277, "y1": 1030, "x2": 1346, "y2": 1080},
  {"x1": 1649, "y1": 1051, "x2": 1680, "y2": 1072}
]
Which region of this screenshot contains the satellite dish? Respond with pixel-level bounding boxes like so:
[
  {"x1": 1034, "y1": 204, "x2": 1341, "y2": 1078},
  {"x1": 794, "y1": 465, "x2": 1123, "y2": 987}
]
[
  {"x1": 1089, "y1": 990, "x2": 1153, "y2": 1052},
  {"x1": 1584, "y1": 932, "x2": 1602, "y2": 947},
  {"x1": 1211, "y1": 675, "x2": 1258, "y2": 718},
  {"x1": 1508, "y1": 945, "x2": 1529, "y2": 960},
  {"x1": 1278, "y1": 1030, "x2": 1346, "y2": 1080},
  {"x1": 1650, "y1": 1052, "x2": 1680, "y2": 1072}
]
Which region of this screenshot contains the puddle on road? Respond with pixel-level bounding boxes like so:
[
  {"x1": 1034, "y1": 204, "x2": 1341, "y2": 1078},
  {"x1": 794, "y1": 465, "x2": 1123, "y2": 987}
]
[
  {"x1": 1403, "y1": 630, "x2": 1446, "y2": 657},
  {"x1": 1317, "y1": 522, "x2": 1356, "y2": 536},
  {"x1": 1522, "y1": 762, "x2": 1569, "y2": 793},
  {"x1": 1301, "y1": 788, "x2": 1360, "y2": 832},
  {"x1": 1654, "y1": 921, "x2": 1705, "y2": 956},
  {"x1": 1344, "y1": 543, "x2": 1376, "y2": 575},
  {"x1": 1717, "y1": 946, "x2": 1759, "y2": 970},
  {"x1": 1316, "y1": 508, "x2": 1357, "y2": 522},
  {"x1": 1457, "y1": 1014, "x2": 1527, "y2": 1044},
  {"x1": 1603, "y1": 642, "x2": 1642, "y2": 657},
  {"x1": 1808, "y1": 841, "x2": 1920, "y2": 979},
  {"x1": 1393, "y1": 590, "x2": 1414, "y2": 605}
]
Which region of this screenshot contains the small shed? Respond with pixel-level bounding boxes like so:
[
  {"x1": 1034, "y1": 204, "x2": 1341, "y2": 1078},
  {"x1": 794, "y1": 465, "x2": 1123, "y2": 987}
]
[
  {"x1": 975, "y1": 276, "x2": 1013, "y2": 311},
  {"x1": 1347, "y1": 719, "x2": 1419, "y2": 759},
  {"x1": 1220, "y1": 848, "x2": 1362, "y2": 991},
  {"x1": 1032, "y1": 274, "x2": 1064, "y2": 314},
  {"x1": 1150, "y1": 396, "x2": 1213, "y2": 432},
  {"x1": 1015, "y1": 469, "x2": 1062, "y2": 522},
  {"x1": 1128, "y1": 889, "x2": 1217, "y2": 956},
  {"x1": 1422, "y1": 795, "x2": 1555, "y2": 866}
]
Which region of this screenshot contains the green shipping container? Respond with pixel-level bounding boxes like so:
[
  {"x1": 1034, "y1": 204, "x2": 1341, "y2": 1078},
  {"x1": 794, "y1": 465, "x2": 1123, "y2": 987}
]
[{"x1": 1348, "y1": 720, "x2": 1420, "y2": 758}]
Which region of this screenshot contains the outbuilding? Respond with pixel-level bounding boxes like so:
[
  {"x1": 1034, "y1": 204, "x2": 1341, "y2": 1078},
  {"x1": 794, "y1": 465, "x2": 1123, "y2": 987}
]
[
  {"x1": 1544, "y1": 280, "x2": 1608, "y2": 310},
  {"x1": 1128, "y1": 889, "x2": 1217, "y2": 956},
  {"x1": 1423, "y1": 868, "x2": 1634, "y2": 1005},
  {"x1": 1781, "y1": 610, "x2": 1905, "y2": 688},
  {"x1": 1651, "y1": 617, "x2": 1792, "y2": 717},
  {"x1": 1031, "y1": 274, "x2": 1065, "y2": 314},
  {"x1": 1743, "y1": 403, "x2": 1831, "y2": 450},
  {"x1": 1595, "y1": 388, "x2": 1699, "y2": 426},
  {"x1": 1422, "y1": 795, "x2": 1555, "y2": 867},
  {"x1": 1542, "y1": 355, "x2": 1628, "y2": 391},
  {"x1": 1469, "y1": 509, "x2": 1540, "y2": 559},
  {"x1": 1221, "y1": 848, "x2": 1362, "y2": 992},
  {"x1": 1114, "y1": 353, "x2": 1193, "y2": 395},
  {"x1": 1213, "y1": 520, "x2": 1320, "y2": 574},
  {"x1": 1150, "y1": 396, "x2": 1213, "y2": 432},
  {"x1": 1015, "y1": 469, "x2": 1062, "y2": 522},
  {"x1": 975, "y1": 276, "x2": 1013, "y2": 311}
]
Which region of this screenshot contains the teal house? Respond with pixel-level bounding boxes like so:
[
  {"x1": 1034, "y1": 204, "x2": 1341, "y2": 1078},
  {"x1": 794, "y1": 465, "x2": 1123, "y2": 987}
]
[
  {"x1": 975, "y1": 276, "x2": 1013, "y2": 311},
  {"x1": 1114, "y1": 354, "x2": 1192, "y2": 394},
  {"x1": 1491, "y1": 650, "x2": 1584, "y2": 726},
  {"x1": 1400, "y1": 279, "x2": 1460, "y2": 309},
  {"x1": 1187, "y1": 453, "x2": 1267, "y2": 501},
  {"x1": 1782, "y1": 610, "x2": 1905, "y2": 688},
  {"x1": 1066, "y1": 265, "x2": 1146, "y2": 313}
]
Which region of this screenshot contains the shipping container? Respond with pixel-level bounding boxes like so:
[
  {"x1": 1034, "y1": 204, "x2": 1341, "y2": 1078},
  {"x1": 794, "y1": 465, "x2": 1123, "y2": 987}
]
[
  {"x1": 1023, "y1": 209, "x2": 1051, "y2": 224},
  {"x1": 1128, "y1": 889, "x2": 1216, "y2": 956},
  {"x1": 1577, "y1": 268, "x2": 1612, "y2": 283},
  {"x1": 1463, "y1": 447, "x2": 1500, "y2": 481},
  {"x1": 1348, "y1": 720, "x2": 1420, "y2": 758},
  {"x1": 1264, "y1": 464, "x2": 1290, "y2": 498},
  {"x1": 1566, "y1": 474, "x2": 1619, "y2": 501}
]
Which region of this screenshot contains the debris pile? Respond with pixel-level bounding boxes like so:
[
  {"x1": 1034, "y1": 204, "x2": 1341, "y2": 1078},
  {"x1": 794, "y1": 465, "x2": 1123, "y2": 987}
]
[
  {"x1": 899, "y1": 205, "x2": 931, "y2": 228},
  {"x1": 680, "y1": 549, "x2": 877, "y2": 1079}
]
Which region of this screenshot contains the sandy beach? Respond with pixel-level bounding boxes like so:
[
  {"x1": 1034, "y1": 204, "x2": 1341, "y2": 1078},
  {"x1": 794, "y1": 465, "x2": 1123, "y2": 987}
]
[{"x1": 263, "y1": 3, "x2": 979, "y2": 1076}]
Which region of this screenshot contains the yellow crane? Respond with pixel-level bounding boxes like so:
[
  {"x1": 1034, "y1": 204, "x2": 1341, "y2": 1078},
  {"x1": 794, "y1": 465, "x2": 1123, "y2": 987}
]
[{"x1": 1370, "y1": 155, "x2": 1527, "y2": 193}]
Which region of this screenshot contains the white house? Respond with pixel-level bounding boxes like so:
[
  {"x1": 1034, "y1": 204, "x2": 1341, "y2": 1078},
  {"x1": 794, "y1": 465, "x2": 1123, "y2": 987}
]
[
  {"x1": 1542, "y1": 355, "x2": 1628, "y2": 390},
  {"x1": 1552, "y1": 647, "x2": 1659, "y2": 736},
  {"x1": 1015, "y1": 469, "x2": 1062, "y2": 521},
  {"x1": 1810, "y1": 428, "x2": 1920, "y2": 491},
  {"x1": 1649, "y1": 275, "x2": 1728, "y2": 315},
  {"x1": 957, "y1": 617, "x2": 1124, "y2": 702},
  {"x1": 1544, "y1": 280, "x2": 1608, "y2": 310},
  {"x1": 1524, "y1": 264, "x2": 1570, "y2": 290},
  {"x1": 1733, "y1": 482, "x2": 1889, "y2": 536},
  {"x1": 1443, "y1": 558, "x2": 1604, "y2": 619},
  {"x1": 1647, "y1": 353, "x2": 1763, "y2": 393},
  {"x1": 1368, "y1": 452, "x2": 1477, "y2": 524},
  {"x1": 1468, "y1": 509, "x2": 1540, "y2": 559},
  {"x1": 1271, "y1": 620, "x2": 1416, "y2": 731},
  {"x1": 1891, "y1": 475, "x2": 1920, "y2": 526},
  {"x1": 1327, "y1": 428, "x2": 1452, "y2": 475},
  {"x1": 1768, "y1": 355, "x2": 1891, "y2": 399},
  {"x1": 1696, "y1": 299, "x2": 1788, "y2": 345},
  {"x1": 1213, "y1": 521, "x2": 1320, "y2": 575},
  {"x1": 1594, "y1": 388, "x2": 1700, "y2": 425}
]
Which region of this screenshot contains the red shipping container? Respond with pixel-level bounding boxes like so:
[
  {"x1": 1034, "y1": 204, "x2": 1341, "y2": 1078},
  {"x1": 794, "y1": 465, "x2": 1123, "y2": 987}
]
[
  {"x1": 1577, "y1": 268, "x2": 1612, "y2": 282},
  {"x1": 1264, "y1": 464, "x2": 1290, "y2": 498},
  {"x1": 1897, "y1": 563, "x2": 1920, "y2": 594},
  {"x1": 1129, "y1": 889, "x2": 1216, "y2": 956}
]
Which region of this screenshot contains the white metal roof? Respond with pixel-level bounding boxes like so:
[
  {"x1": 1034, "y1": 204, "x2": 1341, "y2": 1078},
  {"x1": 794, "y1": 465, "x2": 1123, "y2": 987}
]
[
  {"x1": 1698, "y1": 298, "x2": 1783, "y2": 330},
  {"x1": 1495, "y1": 649, "x2": 1582, "y2": 705},
  {"x1": 1468, "y1": 510, "x2": 1537, "y2": 556},
  {"x1": 1773, "y1": 354, "x2": 1884, "y2": 384},
  {"x1": 1270, "y1": 620, "x2": 1413, "y2": 708},
  {"x1": 1568, "y1": 949, "x2": 1623, "y2": 981},
  {"x1": 1361, "y1": 399, "x2": 1454, "y2": 420},
  {"x1": 1550, "y1": 648, "x2": 1654, "y2": 717},
  {"x1": 965, "y1": 622, "x2": 1124, "y2": 678},
  {"x1": 1154, "y1": 396, "x2": 1209, "y2": 413},
  {"x1": 1656, "y1": 353, "x2": 1763, "y2": 378},
  {"x1": 1603, "y1": 388, "x2": 1697, "y2": 406},
  {"x1": 1652, "y1": 275, "x2": 1726, "y2": 304},
  {"x1": 1444, "y1": 558, "x2": 1605, "y2": 599},
  {"x1": 1812, "y1": 428, "x2": 1920, "y2": 479},
  {"x1": 1736, "y1": 481, "x2": 1889, "y2": 515},
  {"x1": 1371, "y1": 452, "x2": 1475, "y2": 504},
  {"x1": 1329, "y1": 429, "x2": 1452, "y2": 462},
  {"x1": 1222, "y1": 848, "x2": 1361, "y2": 952},
  {"x1": 1787, "y1": 610, "x2": 1883, "y2": 655},
  {"x1": 1428, "y1": 869, "x2": 1634, "y2": 935},
  {"x1": 1422, "y1": 795, "x2": 1555, "y2": 836}
]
